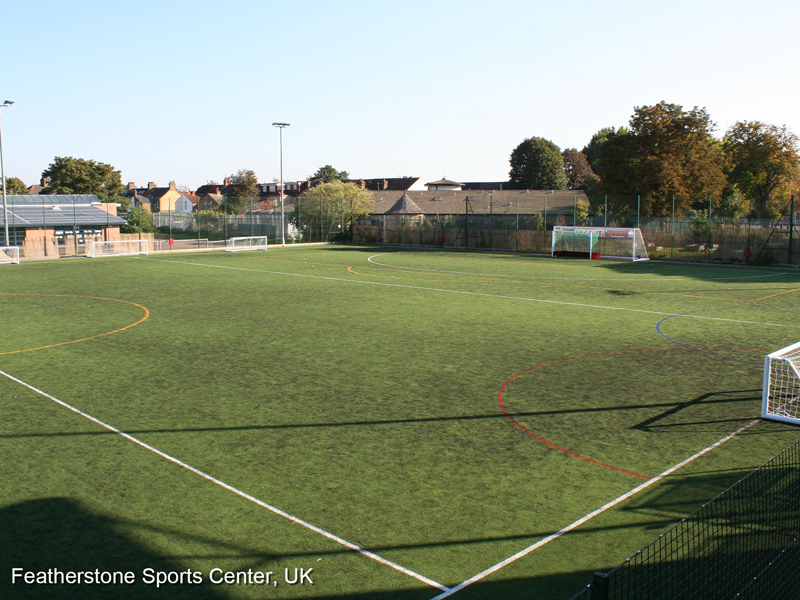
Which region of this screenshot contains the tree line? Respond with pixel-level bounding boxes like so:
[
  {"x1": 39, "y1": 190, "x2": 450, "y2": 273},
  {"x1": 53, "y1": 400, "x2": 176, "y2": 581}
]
[{"x1": 509, "y1": 101, "x2": 800, "y2": 219}]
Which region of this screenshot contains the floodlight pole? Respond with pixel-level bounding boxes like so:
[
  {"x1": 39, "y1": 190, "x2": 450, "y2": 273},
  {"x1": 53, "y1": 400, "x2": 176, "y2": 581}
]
[
  {"x1": 272, "y1": 122, "x2": 290, "y2": 246},
  {"x1": 0, "y1": 100, "x2": 14, "y2": 248}
]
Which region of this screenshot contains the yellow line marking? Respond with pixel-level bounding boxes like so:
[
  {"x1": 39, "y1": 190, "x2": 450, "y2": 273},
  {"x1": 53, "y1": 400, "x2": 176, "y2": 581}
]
[
  {"x1": 0, "y1": 294, "x2": 150, "y2": 356},
  {"x1": 750, "y1": 287, "x2": 800, "y2": 302}
]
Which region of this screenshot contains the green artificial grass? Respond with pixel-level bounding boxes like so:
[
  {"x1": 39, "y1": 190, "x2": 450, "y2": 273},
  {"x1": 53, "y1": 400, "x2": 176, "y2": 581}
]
[{"x1": 1, "y1": 245, "x2": 800, "y2": 599}]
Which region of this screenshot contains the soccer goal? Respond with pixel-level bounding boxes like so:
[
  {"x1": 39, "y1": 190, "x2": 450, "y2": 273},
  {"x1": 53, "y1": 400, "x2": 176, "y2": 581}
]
[
  {"x1": 225, "y1": 236, "x2": 268, "y2": 252},
  {"x1": 90, "y1": 239, "x2": 149, "y2": 258},
  {"x1": 551, "y1": 226, "x2": 649, "y2": 261},
  {"x1": 0, "y1": 246, "x2": 20, "y2": 264},
  {"x1": 762, "y1": 341, "x2": 800, "y2": 425}
]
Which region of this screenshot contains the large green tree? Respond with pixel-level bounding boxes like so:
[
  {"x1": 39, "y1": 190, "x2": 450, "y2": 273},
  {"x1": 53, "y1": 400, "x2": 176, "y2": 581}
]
[
  {"x1": 310, "y1": 165, "x2": 349, "y2": 183},
  {"x1": 122, "y1": 206, "x2": 156, "y2": 233},
  {"x1": 4, "y1": 176, "x2": 29, "y2": 194},
  {"x1": 293, "y1": 180, "x2": 374, "y2": 240},
  {"x1": 723, "y1": 121, "x2": 800, "y2": 217},
  {"x1": 41, "y1": 156, "x2": 124, "y2": 202},
  {"x1": 508, "y1": 137, "x2": 568, "y2": 190},
  {"x1": 581, "y1": 126, "x2": 629, "y2": 176},
  {"x1": 223, "y1": 169, "x2": 259, "y2": 215},
  {"x1": 597, "y1": 102, "x2": 726, "y2": 216}
]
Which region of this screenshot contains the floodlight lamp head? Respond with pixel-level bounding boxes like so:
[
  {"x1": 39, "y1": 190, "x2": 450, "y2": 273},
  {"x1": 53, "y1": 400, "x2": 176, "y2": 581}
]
[
  {"x1": 272, "y1": 122, "x2": 290, "y2": 127},
  {"x1": 1, "y1": 101, "x2": 13, "y2": 107}
]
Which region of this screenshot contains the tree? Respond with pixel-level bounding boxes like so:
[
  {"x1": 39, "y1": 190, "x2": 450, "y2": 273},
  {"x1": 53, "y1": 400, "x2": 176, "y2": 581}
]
[
  {"x1": 41, "y1": 156, "x2": 125, "y2": 202},
  {"x1": 582, "y1": 126, "x2": 629, "y2": 175},
  {"x1": 293, "y1": 180, "x2": 374, "y2": 240},
  {"x1": 723, "y1": 121, "x2": 800, "y2": 218},
  {"x1": 122, "y1": 206, "x2": 156, "y2": 233},
  {"x1": 562, "y1": 148, "x2": 599, "y2": 192},
  {"x1": 597, "y1": 102, "x2": 726, "y2": 216},
  {"x1": 223, "y1": 169, "x2": 259, "y2": 215},
  {"x1": 509, "y1": 137, "x2": 568, "y2": 190},
  {"x1": 310, "y1": 165, "x2": 349, "y2": 183},
  {"x1": 4, "y1": 176, "x2": 29, "y2": 194}
]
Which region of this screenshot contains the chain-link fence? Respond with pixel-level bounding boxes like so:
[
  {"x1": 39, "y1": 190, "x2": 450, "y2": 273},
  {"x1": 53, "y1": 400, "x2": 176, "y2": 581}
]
[{"x1": 568, "y1": 441, "x2": 800, "y2": 600}]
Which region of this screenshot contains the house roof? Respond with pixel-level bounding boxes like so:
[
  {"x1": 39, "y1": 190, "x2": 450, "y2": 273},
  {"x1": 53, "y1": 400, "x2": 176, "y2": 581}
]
[
  {"x1": 386, "y1": 193, "x2": 424, "y2": 215},
  {"x1": 195, "y1": 184, "x2": 233, "y2": 196},
  {"x1": 370, "y1": 190, "x2": 587, "y2": 216},
  {"x1": 427, "y1": 178, "x2": 465, "y2": 187},
  {"x1": 348, "y1": 177, "x2": 424, "y2": 191}
]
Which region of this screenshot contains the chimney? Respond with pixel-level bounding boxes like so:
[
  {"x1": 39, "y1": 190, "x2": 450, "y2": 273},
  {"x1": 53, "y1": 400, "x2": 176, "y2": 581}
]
[
  {"x1": 127, "y1": 182, "x2": 136, "y2": 191},
  {"x1": 169, "y1": 181, "x2": 176, "y2": 190},
  {"x1": 224, "y1": 177, "x2": 232, "y2": 186},
  {"x1": 359, "y1": 179, "x2": 365, "y2": 189},
  {"x1": 383, "y1": 179, "x2": 389, "y2": 190},
  {"x1": 41, "y1": 176, "x2": 50, "y2": 187},
  {"x1": 215, "y1": 187, "x2": 220, "y2": 194},
  {"x1": 147, "y1": 182, "x2": 156, "y2": 189}
]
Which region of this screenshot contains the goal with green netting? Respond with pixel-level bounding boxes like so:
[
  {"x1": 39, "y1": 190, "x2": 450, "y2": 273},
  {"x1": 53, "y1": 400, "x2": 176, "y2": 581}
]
[
  {"x1": 551, "y1": 226, "x2": 649, "y2": 261},
  {"x1": 762, "y1": 341, "x2": 800, "y2": 425}
]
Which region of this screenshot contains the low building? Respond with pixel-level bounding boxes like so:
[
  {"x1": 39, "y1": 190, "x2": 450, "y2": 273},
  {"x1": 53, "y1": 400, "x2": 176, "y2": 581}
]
[{"x1": 0, "y1": 194, "x2": 127, "y2": 257}]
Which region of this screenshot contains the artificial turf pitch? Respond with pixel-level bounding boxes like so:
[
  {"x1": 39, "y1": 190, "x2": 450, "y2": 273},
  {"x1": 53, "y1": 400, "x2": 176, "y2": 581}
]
[{"x1": 1, "y1": 245, "x2": 800, "y2": 599}]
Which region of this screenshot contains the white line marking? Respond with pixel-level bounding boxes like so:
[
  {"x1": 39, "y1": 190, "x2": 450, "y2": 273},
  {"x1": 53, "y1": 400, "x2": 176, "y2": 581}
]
[
  {"x1": 366, "y1": 253, "x2": 789, "y2": 281},
  {"x1": 429, "y1": 418, "x2": 761, "y2": 599},
  {"x1": 0, "y1": 369, "x2": 448, "y2": 592},
  {"x1": 142, "y1": 257, "x2": 800, "y2": 329}
]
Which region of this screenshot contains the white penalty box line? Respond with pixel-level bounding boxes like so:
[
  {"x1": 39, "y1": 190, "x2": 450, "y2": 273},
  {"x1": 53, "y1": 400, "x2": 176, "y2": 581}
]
[
  {"x1": 0, "y1": 369, "x2": 449, "y2": 593},
  {"x1": 429, "y1": 418, "x2": 761, "y2": 599}
]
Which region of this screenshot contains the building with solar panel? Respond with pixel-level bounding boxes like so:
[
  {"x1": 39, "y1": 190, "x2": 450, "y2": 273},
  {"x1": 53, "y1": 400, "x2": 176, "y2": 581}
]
[{"x1": 1, "y1": 195, "x2": 127, "y2": 258}]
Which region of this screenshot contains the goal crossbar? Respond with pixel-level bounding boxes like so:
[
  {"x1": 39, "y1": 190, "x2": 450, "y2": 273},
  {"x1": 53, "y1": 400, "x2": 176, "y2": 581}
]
[
  {"x1": 225, "y1": 236, "x2": 268, "y2": 252},
  {"x1": 762, "y1": 340, "x2": 800, "y2": 425},
  {"x1": 551, "y1": 226, "x2": 649, "y2": 261}
]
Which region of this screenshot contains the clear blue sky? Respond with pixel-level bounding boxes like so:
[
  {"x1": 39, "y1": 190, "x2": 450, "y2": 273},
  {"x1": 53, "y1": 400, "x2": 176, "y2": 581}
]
[{"x1": 3, "y1": 0, "x2": 799, "y2": 191}]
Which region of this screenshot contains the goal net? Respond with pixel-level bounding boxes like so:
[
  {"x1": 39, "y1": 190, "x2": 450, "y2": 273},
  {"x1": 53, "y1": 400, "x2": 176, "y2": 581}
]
[
  {"x1": 90, "y1": 239, "x2": 149, "y2": 258},
  {"x1": 225, "y1": 236, "x2": 268, "y2": 252},
  {"x1": 0, "y1": 246, "x2": 20, "y2": 264},
  {"x1": 551, "y1": 226, "x2": 649, "y2": 261},
  {"x1": 762, "y1": 341, "x2": 800, "y2": 424}
]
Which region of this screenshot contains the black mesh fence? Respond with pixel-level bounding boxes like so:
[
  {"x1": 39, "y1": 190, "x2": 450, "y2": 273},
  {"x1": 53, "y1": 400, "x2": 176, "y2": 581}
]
[{"x1": 567, "y1": 442, "x2": 800, "y2": 600}]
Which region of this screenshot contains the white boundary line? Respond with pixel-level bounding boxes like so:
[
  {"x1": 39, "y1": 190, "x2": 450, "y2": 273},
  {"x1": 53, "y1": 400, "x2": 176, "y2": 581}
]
[
  {"x1": 366, "y1": 253, "x2": 788, "y2": 282},
  {"x1": 429, "y1": 418, "x2": 761, "y2": 599},
  {"x1": 142, "y1": 257, "x2": 800, "y2": 330},
  {"x1": 0, "y1": 369, "x2": 449, "y2": 593}
]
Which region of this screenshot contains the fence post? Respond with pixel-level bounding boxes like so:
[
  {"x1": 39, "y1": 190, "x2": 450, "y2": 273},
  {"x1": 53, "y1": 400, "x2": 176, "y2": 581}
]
[
  {"x1": 671, "y1": 195, "x2": 675, "y2": 259},
  {"x1": 590, "y1": 571, "x2": 610, "y2": 600}
]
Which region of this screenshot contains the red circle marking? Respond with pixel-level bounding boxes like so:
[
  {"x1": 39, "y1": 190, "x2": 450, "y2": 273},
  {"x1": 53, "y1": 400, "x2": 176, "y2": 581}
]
[{"x1": 497, "y1": 348, "x2": 762, "y2": 480}]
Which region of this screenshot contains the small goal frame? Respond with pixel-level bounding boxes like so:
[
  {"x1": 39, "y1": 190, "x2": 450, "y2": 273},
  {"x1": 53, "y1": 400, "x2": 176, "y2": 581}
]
[
  {"x1": 225, "y1": 236, "x2": 268, "y2": 252},
  {"x1": 0, "y1": 246, "x2": 21, "y2": 264},
  {"x1": 762, "y1": 341, "x2": 800, "y2": 425},
  {"x1": 90, "y1": 239, "x2": 149, "y2": 258},
  {"x1": 551, "y1": 226, "x2": 649, "y2": 261}
]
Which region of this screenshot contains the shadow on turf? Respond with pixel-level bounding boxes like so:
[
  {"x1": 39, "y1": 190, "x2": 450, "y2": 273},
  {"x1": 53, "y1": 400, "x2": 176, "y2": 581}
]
[
  {"x1": 0, "y1": 393, "x2": 766, "y2": 442},
  {"x1": 0, "y1": 497, "x2": 223, "y2": 600}
]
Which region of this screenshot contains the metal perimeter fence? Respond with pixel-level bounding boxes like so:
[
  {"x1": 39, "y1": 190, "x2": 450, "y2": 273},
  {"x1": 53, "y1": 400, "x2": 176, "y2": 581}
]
[
  {"x1": 353, "y1": 213, "x2": 800, "y2": 266},
  {"x1": 567, "y1": 441, "x2": 800, "y2": 600}
]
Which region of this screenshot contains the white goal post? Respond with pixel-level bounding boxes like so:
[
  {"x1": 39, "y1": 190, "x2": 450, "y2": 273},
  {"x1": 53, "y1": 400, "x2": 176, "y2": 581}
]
[
  {"x1": 0, "y1": 246, "x2": 21, "y2": 264},
  {"x1": 90, "y1": 239, "x2": 149, "y2": 258},
  {"x1": 762, "y1": 341, "x2": 800, "y2": 425},
  {"x1": 225, "y1": 236, "x2": 268, "y2": 252},
  {"x1": 551, "y1": 226, "x2": 649, "y2": 261}
]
